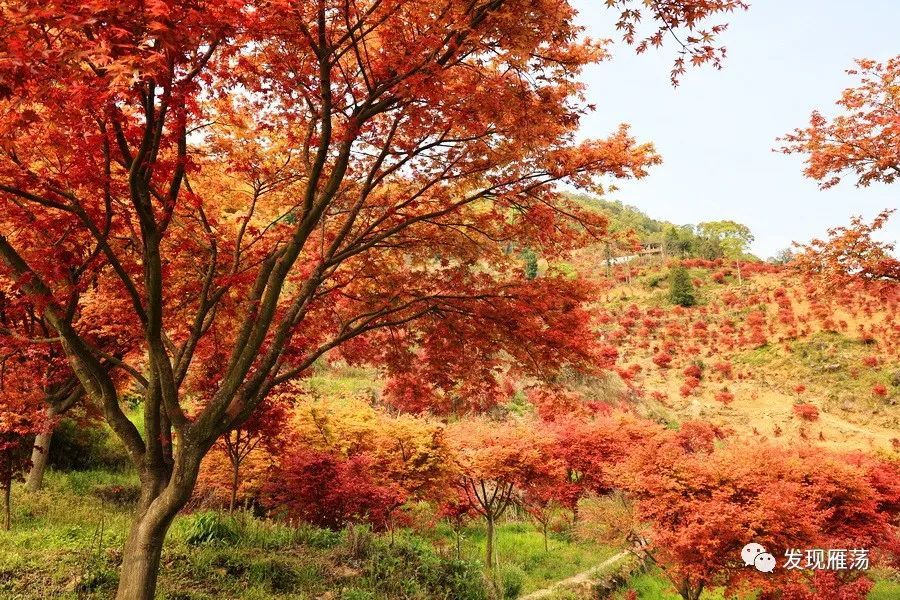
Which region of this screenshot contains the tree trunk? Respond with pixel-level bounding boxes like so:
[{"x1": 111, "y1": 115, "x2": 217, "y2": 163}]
[
  {"x1": 229, "y1": 458, "x2": 240, "y2": 513},
  {"x1": 736, "y1": 259, "x2": 742, "y2": 285},
  {"x1": 26, "y1": 426, "x2": 54, "y2": 492},
  {"x1": 678, "y1": 580, "x2": 703, "y2": 600},
  {"x1": 485, "y1": 514, "x2": 495, "y2": 570},
  {"x1": 115, "y1": 452, "x2": 201, "y2": 600},
  {"x1": 3, "y1": 483, "x2": 10, "y2": 530},
  {"x1": 455, "y1": 528, "x2": 461, "y2": 560},
  {"x1": 116, "y1": 512, "x2": 169, "y2": 600},
  {"x1": 542, "y1": 520, "x2": 548, "y2": 552}
]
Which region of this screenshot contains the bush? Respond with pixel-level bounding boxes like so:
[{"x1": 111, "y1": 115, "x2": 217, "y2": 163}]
[
  {"x1": 668, "y1": 266, "x2": 696, "y2": 307},
  {"x1": 361, "y1": 534, "x2": 488, "y2": 600},
  {"x1": 184, "y1": 512, "x2": 239, "y2": 546},
  {"x1": 792, "y1": 403, "x2": 820, "y2": 422},
  {"x1": 49, "y1": 418, "x2": 132, "y2": 472},
  {"x1": 500, "y1": 564, "x2": 526, "y2": 599},
  {"x1": 642, "y1": 272, "x2": 666, "y2": 289}
]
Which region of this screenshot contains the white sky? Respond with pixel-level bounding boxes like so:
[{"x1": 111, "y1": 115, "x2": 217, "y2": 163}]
[{"x1": 571, "y1": 0, "x2": 899, "y2": 258}]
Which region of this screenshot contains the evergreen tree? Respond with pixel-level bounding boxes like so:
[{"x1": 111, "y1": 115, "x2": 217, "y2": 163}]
[{"x1": 669, "y1": 266, "x2": 696, "y2": 307}]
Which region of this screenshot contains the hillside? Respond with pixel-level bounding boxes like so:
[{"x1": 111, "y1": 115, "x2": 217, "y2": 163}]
[{"x1": 583, "y1": 260, "x2": 899, "y2": 453}]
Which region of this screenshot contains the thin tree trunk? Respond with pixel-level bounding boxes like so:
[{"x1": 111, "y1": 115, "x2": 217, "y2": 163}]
[
  {"x1": 485, "y1": 513, "x2": 495, "y2": 570},
  {"x1": 28, "y1": 388, "x2": 81, "y2": 492},
  {"x1": 26, "y1": 426, "x2": 54, "y2": 492},
  {"x1": 229, "y1": 458, "x2": 239, "y2": 513},
  {"x1": 542, "y1": 520, "x2": 548, "y2": 552},
  {"x1": 455, "y1": 528, "x2": 461, "y2": 560},
  {"x1": 3, "y1": 483, "x2": 10, "y2": 530},
  {"x1": 736, "y1": 259, "x2": 742, "y2": 285}
]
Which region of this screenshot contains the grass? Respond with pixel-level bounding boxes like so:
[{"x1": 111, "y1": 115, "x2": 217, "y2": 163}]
[
  {"x1": 734, "y1": 331, "x2": 899, "y2": 417},
  {"x1": 612, "y1": 572, "x2": 681, "y2": 599},
  {"x1": 1, "y1": 469, "x2": 464, "y2": 599},
  {"x1": 869, "y1": 579, "x2": 900, "y2": 600},
  {"x1": 428, "y1": 519, "x2": 618, "y2": 595},
  {"x1": 1, "y1": 469, "x2": 620, "y2": 599},
  {"x1": 303, "y1": 363, "x2": 383, "y2": 398}
]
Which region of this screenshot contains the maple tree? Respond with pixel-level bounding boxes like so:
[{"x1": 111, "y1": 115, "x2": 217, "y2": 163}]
[
  {"x1": 792, "y1": 209, "x2": 899, "y2": 289},
  {"x1": 258, "y1": 394, "x2": 452, "y2": 535},
  {"x1": 447, "y1": 417, "x2": 553, "y2": 569},
  {"x1": 0, "y1": 371, "x2": 45, "y2": 530},
  {"x1": 219, "y1": 397, "x2": 289, "y2": 512},
  {"x1": 0, "y1": 277, "x2": 141, "y2": 491},
  {"x1": 779, "y1": 56, "x2": 900, "y2": 189},
  {"x1": 618, "y1": 429, "x2": 899, "y2": 600},
  {"x1": 0, "y1": 304, "x2": 79, "y2": 494},
  {"x1": 438, "y1": 490, "x2": 479, "y2": 560},
  {"x1": 0, "y1": 0, "x2": 746, "y2": 596},
  {"x1": 265, "y1": 448, "x2": 402, "y2": 529},
  {"x1": 547, "y1": 413, "x2": 661, "y2": 522},
  {"x1": 265, "y1": 448, "x2": 404, "y2": 530},
  {"x1": 521, "y1": 479, "x2": 563, "y2": 553}
]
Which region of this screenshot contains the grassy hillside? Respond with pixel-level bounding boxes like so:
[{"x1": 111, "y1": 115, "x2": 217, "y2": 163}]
[{"x1": 2, "y1": 469, "x2": 620, "y2": 599}]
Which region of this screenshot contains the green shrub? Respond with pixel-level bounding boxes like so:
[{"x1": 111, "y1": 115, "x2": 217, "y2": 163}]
[
  {"x1": 362, "y1": 534, "x2": 488, "y2": 600},
  {"x1": 296, "y1": 523, "x2": 342, "y2": 549},
  {"x1": 49, "y1": 419, "x2": 132, "y2": 471},
  {"x1": 668, "y1": 266, "x2": 696, "y2": 307},
  {"x1": 184, "y1": 512, "x2": 239, "y2": 546},
  {"x1": 501, "y1": 564, "x2": 526, "y2": 598},
  {"x1": 642, "y1": 272, "x2": 667, "y2": 289}
]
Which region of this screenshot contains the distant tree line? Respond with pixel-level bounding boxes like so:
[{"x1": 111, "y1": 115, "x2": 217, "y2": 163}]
[{"x1": 569, "y1": 194, "x2": 757, "y2": 263}]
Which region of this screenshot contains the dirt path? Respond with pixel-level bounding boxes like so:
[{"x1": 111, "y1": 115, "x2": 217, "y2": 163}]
[{"x1": 519, "y1": 551, "x2": 630, "y2": 600}]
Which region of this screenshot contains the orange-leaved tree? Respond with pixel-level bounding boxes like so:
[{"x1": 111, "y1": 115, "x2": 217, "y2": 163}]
[
  {"x1": 0, "y1": 1, "x2": 745, "y2": 596},
  {"x1": 447, "y1": 417, "x2": 557, "y2": 569},
  {"x1": 792, "y1": 210, "x2": 899, "y2": 290},
  {"x1": 618, "y1": 430, "x2": 899, "y2": 600},
  {"x1": 779, "y1": 56, "x2": 899, "y2": 189}
]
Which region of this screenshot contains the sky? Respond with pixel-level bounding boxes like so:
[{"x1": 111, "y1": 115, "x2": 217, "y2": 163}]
[{"x1": 570, "y1": 0, "x2": 898, "y2": 259}]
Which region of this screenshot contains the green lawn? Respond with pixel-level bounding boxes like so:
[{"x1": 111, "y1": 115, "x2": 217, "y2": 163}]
[
  {"x1": 1, "y1": 470, "x2": 619, "y2": 599},
  {"x1": 434, "y1": 520, "x2": 618, "y2": 595}
]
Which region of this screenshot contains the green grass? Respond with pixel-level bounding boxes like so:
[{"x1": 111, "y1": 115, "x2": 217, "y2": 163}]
[
  {"x1": 612, "y1": 572, "x2": 681, "y2": 599},
  {"x1": 734, "y1": 343, "x2": 779, "y2": 367},
  {"x1": 303, "y1": 364, "x2": 383, "y2": 397},
  {"x1": 1, "y1": 470, "x2": 487, "y2": 599},
  {"x1": 429, "y1": 519, "x2": 618, "y2": 594},
  {"x1": 869, "y1": 579, "x2": 900, "y2": 600},
  {"x1": 2, "y1": 469, "x2": 622, "y2": 599},
  {"x1": 733, "y1": 331, "x2": 899, "y2": 414}
]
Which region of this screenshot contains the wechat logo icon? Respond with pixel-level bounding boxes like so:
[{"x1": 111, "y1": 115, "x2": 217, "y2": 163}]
[{"x1": 741, "y1": 542, "x2": 776, "y2": 573}]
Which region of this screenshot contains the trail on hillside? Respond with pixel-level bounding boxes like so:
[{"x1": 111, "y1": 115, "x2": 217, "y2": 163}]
[{"x1": 519, "y1": 551, "x2": 630, "y2": 600}]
